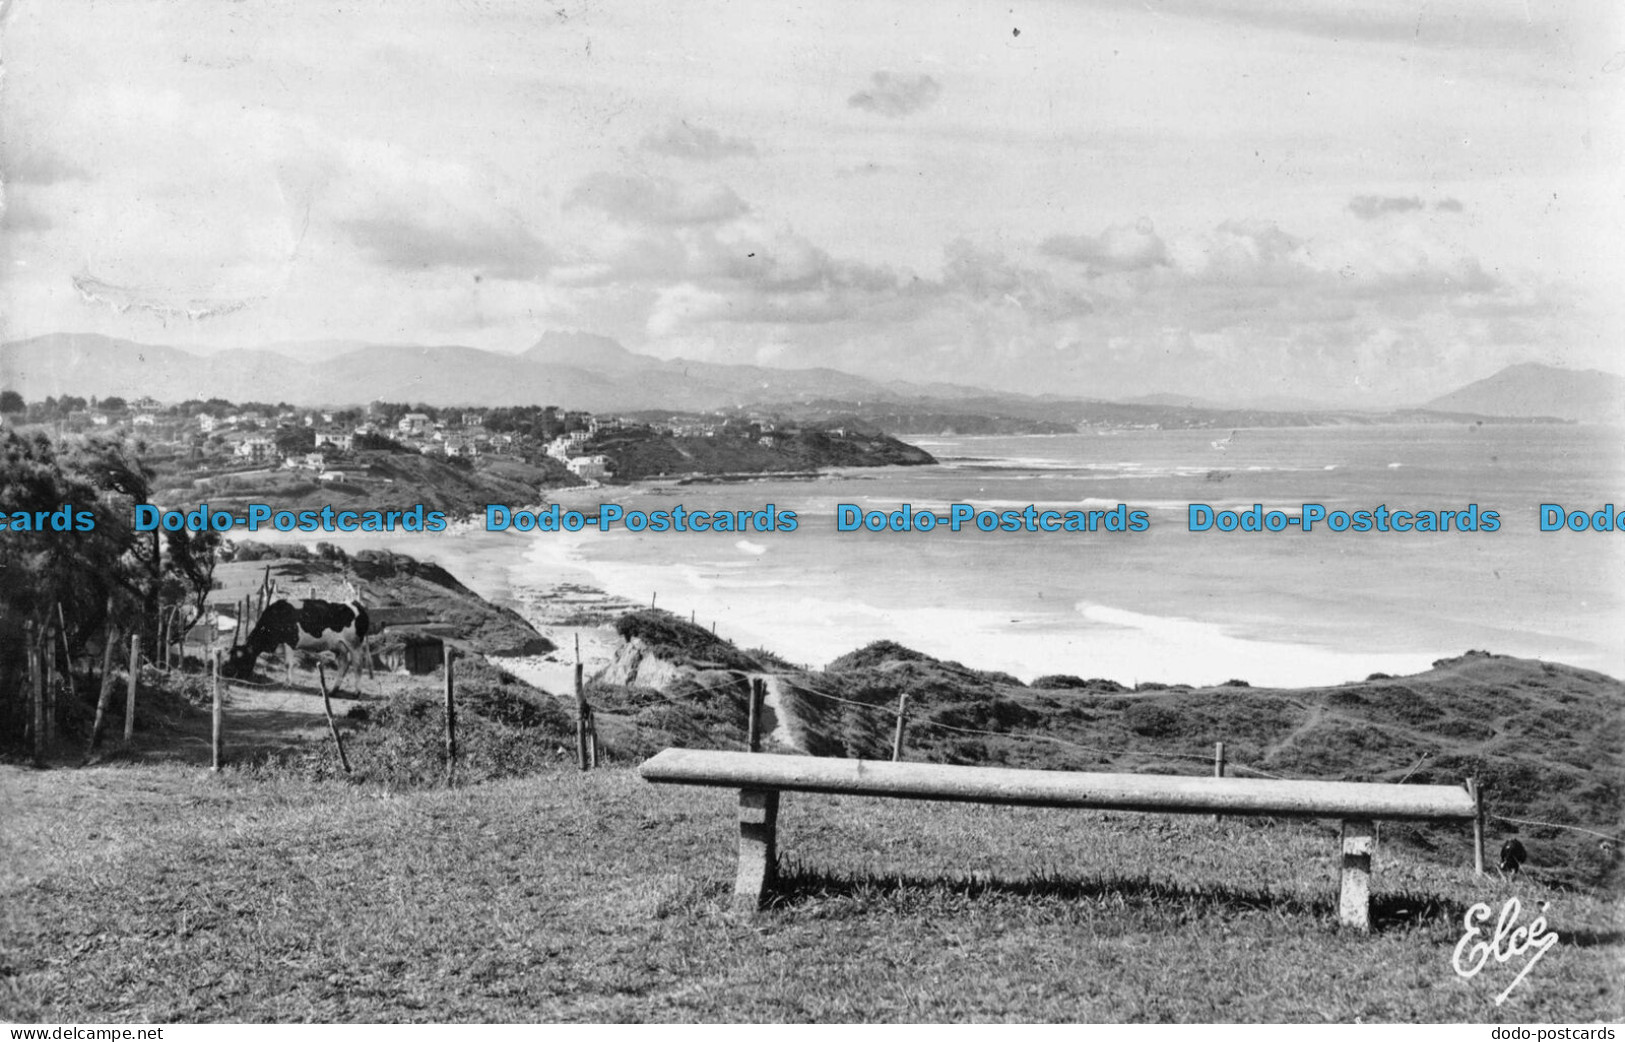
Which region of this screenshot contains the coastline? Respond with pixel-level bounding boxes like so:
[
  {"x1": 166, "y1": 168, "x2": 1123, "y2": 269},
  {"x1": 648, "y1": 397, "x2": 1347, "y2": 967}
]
[
  {"x1": 304, "y1": 519, "x2": 1593, "y2": 691},
  {"x1": 286, "y1": 425, "x2": 1625, "y2": 690},
  {"x1": 319, "y1": 524, "x2": 1432, "y2": 688}
]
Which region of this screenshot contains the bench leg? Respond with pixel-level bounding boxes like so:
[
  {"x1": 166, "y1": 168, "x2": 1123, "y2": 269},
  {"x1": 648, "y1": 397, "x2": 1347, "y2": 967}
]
[
  {"x1": 733, "y1": 788, "x2": 779, "y2": 913},
  {"x1": 1339, "y1": 818, "x2": 1375, "y2": 932}
]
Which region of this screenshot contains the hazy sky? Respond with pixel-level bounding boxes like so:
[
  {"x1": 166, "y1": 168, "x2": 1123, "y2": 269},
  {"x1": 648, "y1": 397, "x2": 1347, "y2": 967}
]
[{"x1": 2, "y1": 0, "x2": 1621, "y2": 404}]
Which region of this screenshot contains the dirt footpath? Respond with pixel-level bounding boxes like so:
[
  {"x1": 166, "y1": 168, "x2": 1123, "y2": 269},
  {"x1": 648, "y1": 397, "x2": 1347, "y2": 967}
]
[{"x1": 96, "y1": 664, "x2": 427, "y2": 769}]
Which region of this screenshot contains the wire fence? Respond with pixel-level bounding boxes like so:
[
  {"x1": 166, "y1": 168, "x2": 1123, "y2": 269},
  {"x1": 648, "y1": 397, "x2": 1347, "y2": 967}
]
[
  {"x1": 1489, "y1": 814, "x2": 1620, "y2": 844},
  {"x1": 762, "y1": 678, "x2": 1616, "y2": 842},
  {"x1": 780, "y1": 680, "x2": 1293, "y2": 779},
  {"x1": 127, "y1": 625, "x2": 1624, "y2": 849}
]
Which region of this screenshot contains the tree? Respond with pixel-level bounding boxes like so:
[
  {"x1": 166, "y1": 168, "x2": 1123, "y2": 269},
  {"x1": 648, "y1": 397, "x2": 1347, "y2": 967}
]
[
  {"x1": 0, "y1": 430, "x2": 156, "y2": 747},
  {"x1": 160, "y1": 528, "x2": 221, "y2": 640},
  {"x1": 0, "y1": 390, "x2": 24, "y2": 414},
  {"x1": 354, "y1": 431, "x2": 408, "y2": 452},
  {"x1": 275, "y1": 426, "x2": 315, "y2": 455}
]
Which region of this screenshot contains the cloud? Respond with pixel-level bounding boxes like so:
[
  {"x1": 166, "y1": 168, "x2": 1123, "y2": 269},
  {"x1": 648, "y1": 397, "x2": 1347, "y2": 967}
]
[
  {"x1": 71, "y1": 272, "x2": 257, "y2": 322},
  {"x1": 847, "y1": 71, "x2": 941, "y2": 118},
  {"x1": 563, "y1": 193, "x2": 1530, "y2": 405},
  {"x1": 1348, "y1": 195, "x2": 1426, "y2": 220},
  {"x1": 1043, "y1": 218, "x2": 1169, "y2": 274},
  {"x1": 642, "y1": 225, "x2": 903, "y2": 330},
  {"x1": 1089, "y1": 0, "x2": 1589, "y2": 59},
  {"x1": 936, "y1": 239, "x2": 1092, "y2": 319},
  {"x1": 0, "y1": 194, "x2": 54, "y2": 232},
  {"x1": 1349, "y1": 195, "x2": 1466, "y2": 219},
  {"x1": 338, "y1": 215, "x2": 553, "y2": 279},
  {"x1": 580, "y1": 204, "x2": 1545, "y2": 406},
  {"x1": 566, "y1": 173, "x2": 749, "y2": 226},
  {"x1": 640, "y1": 120, "x2": 757, "y2": 161},
  {"x1": 1190, "y1": 220, "x2": 1308, "y2": 282},
  {"x1": 0, "y1": 147, "x2": 88, "y2": 186}
]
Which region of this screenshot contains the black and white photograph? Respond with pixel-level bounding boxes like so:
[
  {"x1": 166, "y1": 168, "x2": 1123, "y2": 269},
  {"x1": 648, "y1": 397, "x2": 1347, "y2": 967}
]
[{"x1": 1, "y1": 0, "x2": 1621, "y2": 1026}]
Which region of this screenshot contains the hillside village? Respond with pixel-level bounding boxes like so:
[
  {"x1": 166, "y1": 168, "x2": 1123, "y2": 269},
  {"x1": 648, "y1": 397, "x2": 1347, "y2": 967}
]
[{"x1": 0, "y1": 393, "x2": 934, "y2": 509}]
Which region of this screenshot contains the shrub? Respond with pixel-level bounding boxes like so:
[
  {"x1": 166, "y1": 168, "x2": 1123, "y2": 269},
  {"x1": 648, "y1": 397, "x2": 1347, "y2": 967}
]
[
  {"x1": 297, "y1": 684, "x2": 575, "y2": 786},
  {"x1": 1124, "y1": 701, "x2": 1181, "y2": 738}
]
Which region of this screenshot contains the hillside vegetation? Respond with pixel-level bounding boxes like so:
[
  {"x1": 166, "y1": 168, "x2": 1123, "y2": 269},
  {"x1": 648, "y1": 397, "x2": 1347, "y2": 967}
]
[
  {"x1": 2, "y1": 582, "x2": 1619, "y2": 1022},
  {"x1": 568, "y1": 615, "x2": 1623, "y2": 892},
  {"x1": 212, "y1": 549, "x2": 554, "y2": 658},
  {"x1": 589, "y1": 426, "x2": 934, "y2": 481},
  {"x1": 154, "y1": 451, "x2": 578, "y2": 518},
  {"x1": 3, "y1": 762, "x2": 1620, "y2": 1022},
  {"x1": 776, "y1": 645, "x2": 1624, "y2": 892}
]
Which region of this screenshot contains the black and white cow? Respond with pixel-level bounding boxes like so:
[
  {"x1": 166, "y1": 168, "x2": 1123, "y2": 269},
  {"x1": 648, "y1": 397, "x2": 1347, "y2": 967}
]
[{"x1": 224, "y1": 598, "x2": 371, "y2": 694}]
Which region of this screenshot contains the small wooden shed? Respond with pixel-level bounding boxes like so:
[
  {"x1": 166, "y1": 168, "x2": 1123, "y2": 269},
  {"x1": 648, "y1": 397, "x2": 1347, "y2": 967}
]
[{"x1": 402, "y1": 636, "x2": 445, "y2": 675}]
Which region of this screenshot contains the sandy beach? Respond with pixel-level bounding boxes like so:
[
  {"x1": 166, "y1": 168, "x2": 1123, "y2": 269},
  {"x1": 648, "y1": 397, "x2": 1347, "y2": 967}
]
[
  {"x1": 276, "y1": 421, "x2": 1625, "y2": 691},
  {"x1": 482, "y1": 583, "x2": 640, "y2": 696},
  {"x1": 305, "y1": 527, "x2": 642, "y2": 697}
]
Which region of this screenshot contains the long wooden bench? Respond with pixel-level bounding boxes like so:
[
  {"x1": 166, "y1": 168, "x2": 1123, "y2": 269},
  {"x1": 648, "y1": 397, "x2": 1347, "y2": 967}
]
[{"x1": 638, "y1": 748, "x2": 1481, "y2": 931}]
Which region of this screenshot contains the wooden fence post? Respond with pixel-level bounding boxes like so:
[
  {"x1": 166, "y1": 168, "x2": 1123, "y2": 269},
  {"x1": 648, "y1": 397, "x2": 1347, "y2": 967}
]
[
  {"x1": 84, "y1": 616, "x2": 119, "y2": 762},
  {"x1": 35, "y1": 641, "x2": 47, "y2": 763},
  {"x1": 444, "y1": 647, "x2": 457, "y2": 785},
  {"x1": 317, "y1": 663, "x2": 351, "y2": 774},
  {"x1": 28, "y1": 625, "x2": 44, "y2": 767},
  {"x1": 55, "y1": 604, "x2": 73, "y2": 728},
  {"x1": 211, "y1": 650, "x2": 223, "y2": 772},
  {"x1": 575, "y1": 659, "x2": 589, "y2": 771},
  {"x1": 1213, "y1": 741, "x2": 1226, "y2": 823},
  {"x1": 167, "y1": 605, "x2": 182, "y2": 668},
  {"x1": 1467, "y1": 777, "x2": 1485, "y2": 876},
  {"x1": 124, "y1": 632, "x2": 140, "y2": 744},
  {"x1": 891, "y1": 692, "x2": 909, "y2": 762},
  {"x1": 748, "y1": 678, "x2": 764, "y2": 752},
  {"x1": 43, "y1": 631, "x2": 57, "y2": 745}
]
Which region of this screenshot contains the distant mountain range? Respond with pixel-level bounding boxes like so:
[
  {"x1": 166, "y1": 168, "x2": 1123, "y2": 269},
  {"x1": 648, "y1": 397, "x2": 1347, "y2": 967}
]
[
  {"x1": 2, "y1": 331, "x2": 1620, "y2": 423},
  {"x1": 1122, "y1": 391, "x2": 1336, "y2": 412},
  {"x1": 1420, "y1": 362, "x2": 1625, "y2": 424},
  {"x1": 0, "y1": 331, "x2": 937, "y2": 413}
]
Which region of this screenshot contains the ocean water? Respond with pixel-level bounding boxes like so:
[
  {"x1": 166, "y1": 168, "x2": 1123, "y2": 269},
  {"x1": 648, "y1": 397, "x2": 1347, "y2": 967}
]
[{"x1": 493, "y1": 424, "x2": 1625, "y2": 687}]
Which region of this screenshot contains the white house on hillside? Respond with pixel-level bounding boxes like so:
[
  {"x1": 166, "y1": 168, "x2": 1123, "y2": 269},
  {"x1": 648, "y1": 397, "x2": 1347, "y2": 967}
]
[
  {"x1": 235, "y1": 435, "x2": 277, "y2": 461},
  {"x1": 567, "y1": 455, "x2": 610, "y2": 481}
]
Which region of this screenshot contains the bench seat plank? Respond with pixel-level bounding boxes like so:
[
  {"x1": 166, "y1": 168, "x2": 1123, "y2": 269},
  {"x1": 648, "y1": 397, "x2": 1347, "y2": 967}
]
[{"x1": 640, "y1": 748, "x2": 1476, "y2": 822}]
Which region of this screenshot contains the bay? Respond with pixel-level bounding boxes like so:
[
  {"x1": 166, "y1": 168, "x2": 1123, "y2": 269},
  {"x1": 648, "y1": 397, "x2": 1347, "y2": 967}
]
[{"x1": 432, "y1": 424, "x2": 1625, "y2": 687}]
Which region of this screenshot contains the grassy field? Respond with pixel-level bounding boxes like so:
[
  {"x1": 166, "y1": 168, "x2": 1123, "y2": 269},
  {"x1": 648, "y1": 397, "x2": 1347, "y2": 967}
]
[
  {"x1": 2, "y1": 760, "x2": 1620, "y2": 1023},
  {"x1": 776, "y1": 645, "x2": 1625, "y2": 892},
  {"x1": 3, "y1": 601, "x2": 1619, "y2": 1023}
]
